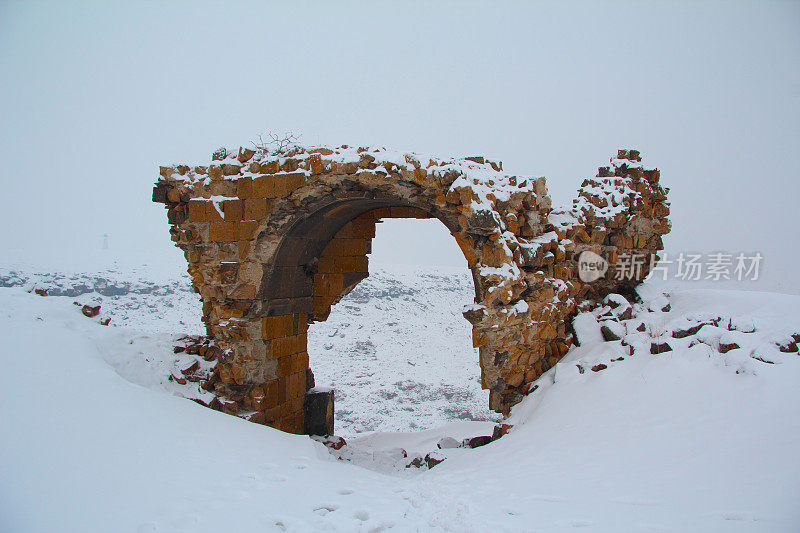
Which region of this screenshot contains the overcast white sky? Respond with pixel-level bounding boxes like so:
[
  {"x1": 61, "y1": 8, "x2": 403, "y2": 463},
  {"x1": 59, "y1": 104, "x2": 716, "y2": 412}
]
[{"x1": 1, "y1": 1, "x2": 798, "y2": 291}]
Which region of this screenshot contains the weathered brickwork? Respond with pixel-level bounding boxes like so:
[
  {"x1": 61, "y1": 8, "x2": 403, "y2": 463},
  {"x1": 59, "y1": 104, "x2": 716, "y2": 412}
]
[{"x1": 154, "y1": 145, "x2": 670, "y2": 433}]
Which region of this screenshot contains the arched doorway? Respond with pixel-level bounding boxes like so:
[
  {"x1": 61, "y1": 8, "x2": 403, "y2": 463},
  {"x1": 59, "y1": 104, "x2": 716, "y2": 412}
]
[{"x1": 304, "y1": 215, "x2": 495, "y2": 436}]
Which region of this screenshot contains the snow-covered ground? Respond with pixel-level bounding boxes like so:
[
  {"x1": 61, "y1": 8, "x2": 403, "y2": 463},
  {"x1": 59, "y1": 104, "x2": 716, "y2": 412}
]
[
  {"x1": 0, "y1": 262, "x2": 494, "y2": 436},
  {"x1": 1, "y1": 263, "x2": 799, "y2": 532},
  {"x1": 308, "y1": 263, "x2": 496, "y2": 436}
]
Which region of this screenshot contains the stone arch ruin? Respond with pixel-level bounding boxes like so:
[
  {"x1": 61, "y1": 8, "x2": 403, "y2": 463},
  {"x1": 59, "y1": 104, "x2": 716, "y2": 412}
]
[{"x1": 154, "y1": 145, "x2": 670, "y2": 434}]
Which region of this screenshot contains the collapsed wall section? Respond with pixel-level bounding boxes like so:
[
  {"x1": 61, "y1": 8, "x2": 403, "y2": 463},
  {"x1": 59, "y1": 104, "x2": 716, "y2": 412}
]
[{"x1": 153, "y1": 145, "x2": 669, "y2": 433}]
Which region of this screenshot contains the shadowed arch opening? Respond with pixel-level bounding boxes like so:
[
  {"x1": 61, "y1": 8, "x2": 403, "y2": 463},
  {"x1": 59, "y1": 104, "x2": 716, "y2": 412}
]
[{"x1": 257, "y1": 191, "x2": 479, "y2": 319}]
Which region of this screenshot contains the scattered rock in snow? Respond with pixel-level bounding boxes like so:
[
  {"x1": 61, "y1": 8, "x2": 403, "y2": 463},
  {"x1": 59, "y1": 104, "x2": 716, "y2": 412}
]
[
  {"x1": 777, "y1": 334, "x2": 799, "y2": 353},
  {"x1": 491, "y1": 423, "x2": 513, "y2": 440},
  {"x1": 406, "y1": 455, "x2": 425, "y2": 468},
  {"x1": 672, "y1": 323, "x2": 706, "y2": 338},
  {"x1": 424, "y1": 451, "x2": 446, "y2": 469},
  {"x1": 601, "y1": 324, "x2": 622, "y2": 341},
  {"x1": 312, "y1": 435, "x2": 347, "y2": 450},
  {"x1": 778, "y1": 342, "x2": 798, "y2": 353},
  {"x1": 466, "y1": 435, "x2": 493, "y2": 448},
  {"x1": 651, "y1": 342, "x2": 672, "y2": 354},
  {"x1": 719, "y1": 342, "x2": 740, "y2": 354},
  {"x1": 573, "y1": 313, "x2": 603, "y2": 346},
  {"x1": 81, "y1": 304, "x2": 100, "y2": 317},
  {"x1": 437, "y1": 437, "x2": 461, "y2": 449},
  {"x1": 169, "y1": 374, "x2": 187, "y2": 385}
]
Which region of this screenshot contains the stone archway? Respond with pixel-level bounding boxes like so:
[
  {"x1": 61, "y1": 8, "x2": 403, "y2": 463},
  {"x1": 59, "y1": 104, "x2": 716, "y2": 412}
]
[{"x1": 154, "y1": 145, "x2": 670, "y2": 434}]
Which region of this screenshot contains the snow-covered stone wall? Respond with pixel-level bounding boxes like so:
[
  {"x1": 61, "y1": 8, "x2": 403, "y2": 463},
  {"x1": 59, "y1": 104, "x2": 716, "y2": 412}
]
[{"x1": 153, "y1": 144, "x2": 670, "y2": 434}]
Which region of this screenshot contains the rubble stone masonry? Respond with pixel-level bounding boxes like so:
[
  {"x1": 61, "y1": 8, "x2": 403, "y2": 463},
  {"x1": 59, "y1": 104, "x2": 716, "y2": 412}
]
[{"x1": 153, "y1": 144, "x2": 670, "y2": 433}]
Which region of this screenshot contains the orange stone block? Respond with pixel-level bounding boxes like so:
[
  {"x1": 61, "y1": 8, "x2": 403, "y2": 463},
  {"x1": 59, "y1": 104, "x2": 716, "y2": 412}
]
[
  {"x1": 273, "y1": 173, "x2": 306, "y2": 196},
  {"x1": 350, "y1": 219, "x2": 377, "y2": 239},
  {"x1": 287, "y1": 371, "x2": 307, "y2": 399},
  {"x1": 278, "y1": 352, "x2": 308, "y2": 377},
  {"x1": 187, "y1": 200, "x2": 208, "y2": 222},
  {"x1": 236, "y1": 176, "x2": 252, "y2": 198},
  {"x1": 262, "y1": 315, "x2": 294, "y2": 339},
  {"x1": 278, "y1": 355, "x2": 294, "y2": 377},
  {"x1": 222, "y1": 199, "x2": 242, "y2": 221},
  {"x1": 272, "y1": 336, "x2": 297, "y2": 358},
  {"x1": 292, "y1": 334, "x2": 307, "y2": 355},
  {"x1": 209, "y1": 222, "x2": 235, "y2": 241},
  {"x1": 294, "y1": 351, "x2": 309, "y2": 373},
  {"x1": 313, "y1": 296, "x2": 328, "y2": 315},
  {"x1": 339, "y1": 256, "x2": 357, "y2": 272},
  {"x1": 243, "y1": 198, "x2": 267, "y2": 220},
  {"x1": 306, "y1": 154, "x2": 323, "y2": 174},
  {"x1": 252, "y1": 175, "x2": 275, "y2": 198},
  {"x1": 206, "y1": 202, "x2": 224, "y2": 223},
  {"x1": 338, "y1": 238, "x2": 367, "y2": 256},
  {"x1": 317, "y1": 273, "x2": 344, "y2": 297},
  {"x1": 235, "y1": 220, "x2": 257, "y2": 240},
  {"x1": 353, "y1": 255, "x2": 369, "y2": 272},
  {"x1": 323, "y1": 238, "x2": 345, "y2": 257},
  {"x1": 388, "y1": 206, "x2": 429, "y2": 218},
  {"x1": 316, "y1": 255, "x2": 340, "y2": 274}
]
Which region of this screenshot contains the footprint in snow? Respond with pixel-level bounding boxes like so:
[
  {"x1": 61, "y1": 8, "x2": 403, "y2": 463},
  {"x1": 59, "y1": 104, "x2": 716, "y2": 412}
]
[
  {"x1": 313, "y1": 503, "x2": 340, "y2": 516},
  {"x1": 337, "y1": 488, "x2": 355, "y2": 495},
  {"x1": 353, "y1": 510, "x2": 370, "y2": 521}
]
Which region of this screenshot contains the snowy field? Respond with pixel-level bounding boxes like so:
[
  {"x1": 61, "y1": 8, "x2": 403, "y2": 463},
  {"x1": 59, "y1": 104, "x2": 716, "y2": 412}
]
[
  {"x1": 307, "y1": 263, "x2": 496, "y2": 436},
  {"x1": 1, "y1": 263, "x2": 799, "y2": 532}
]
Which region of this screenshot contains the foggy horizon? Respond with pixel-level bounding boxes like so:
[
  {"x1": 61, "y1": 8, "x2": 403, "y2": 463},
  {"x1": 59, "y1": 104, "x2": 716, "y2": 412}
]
[{"x1": 1, "y1": 1, "x2": 798, "y2": 292}]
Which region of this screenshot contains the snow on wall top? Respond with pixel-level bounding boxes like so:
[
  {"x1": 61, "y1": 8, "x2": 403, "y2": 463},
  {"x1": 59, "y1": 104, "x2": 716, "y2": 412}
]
[
  {"x1": 165, "y1": 143, "x2": 539, "y2": 205},
  {"x1": 160, "y1": 143, "x2": 549, "y2": 287}
]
